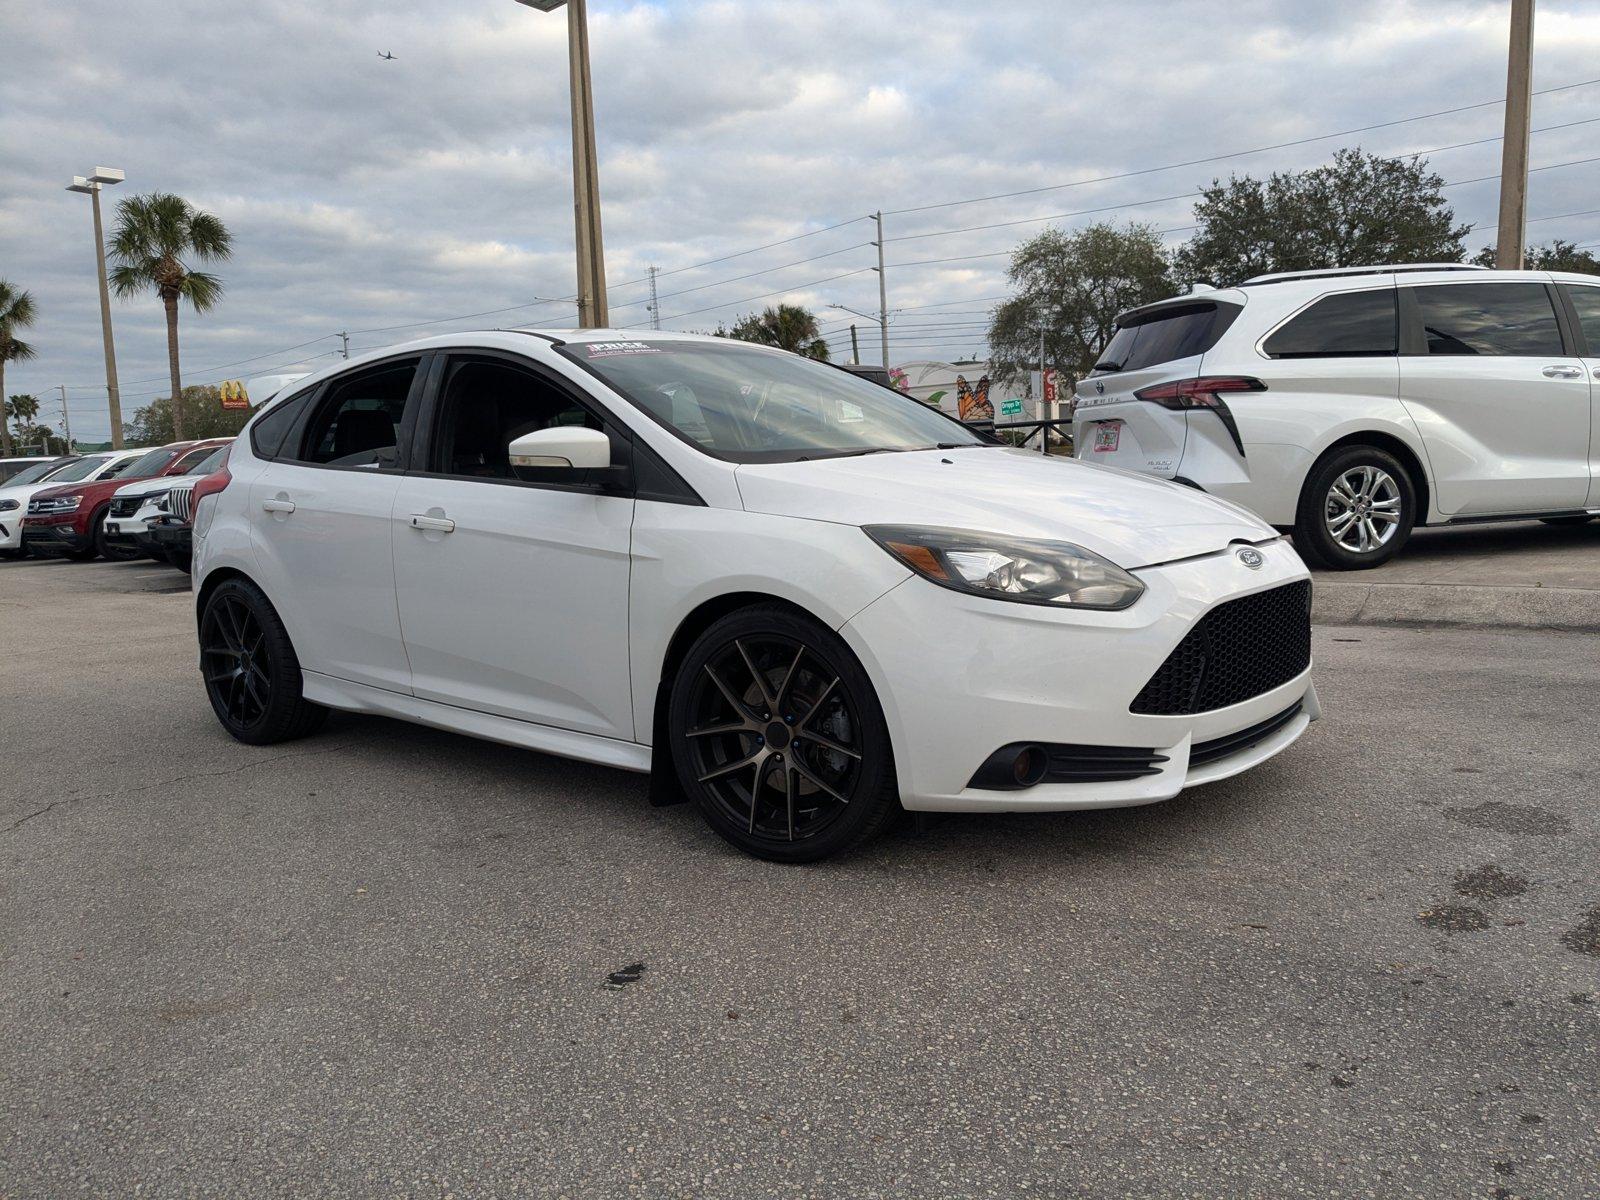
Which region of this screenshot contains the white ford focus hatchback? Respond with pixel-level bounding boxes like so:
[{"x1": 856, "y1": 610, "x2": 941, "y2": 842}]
[
  {"x1": 192, "y1": 330, "x2": 1318, "y2": 861},
  {"x1": 1073, "y1": 265, "x2": 1600, "y2": 569}
]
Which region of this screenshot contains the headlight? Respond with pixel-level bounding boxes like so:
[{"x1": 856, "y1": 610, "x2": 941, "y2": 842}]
[
  {"x1": 865, "y1": 525, "x2": 1145, "y2": 610},
  {"x1": 53, "y1": 495, "x2": 83, "y2": 512},
  {"x1": 144, "y1": 490, "x2": 171, "y2": 512},
  {"x1": 0, "y1": 498, "x2": 17, "y2": 512}
]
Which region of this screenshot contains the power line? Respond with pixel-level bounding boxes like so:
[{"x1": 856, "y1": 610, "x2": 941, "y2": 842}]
[{"x1": 882, "y1": 76, "x2": 1600, "y2": 218}]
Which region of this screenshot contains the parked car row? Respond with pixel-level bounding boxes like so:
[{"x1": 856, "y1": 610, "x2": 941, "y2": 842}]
[
  {"x1": 0, "y1": 437, "x2": 231, "y2": 571},
  {"x1": 1072, "y1": 264, "x2": 1600, "y2": 568}
]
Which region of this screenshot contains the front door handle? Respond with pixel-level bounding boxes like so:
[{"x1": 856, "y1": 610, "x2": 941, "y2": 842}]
[
  {"x1": 409, "y1": 513, "x2": 456, "y2": 533},
  {"x1": 261, "y1": 497, "x2": 296, "y2": 514},
  {"x1": 1542, "y1": 365, "x2": 1583, "y2": 379}
]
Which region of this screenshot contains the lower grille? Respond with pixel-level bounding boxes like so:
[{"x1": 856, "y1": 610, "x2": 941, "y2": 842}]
[
  {"x1": 1190, "y1": 702, "x2": 1303, "y2": 769},
  {"x1": 1132, "y1": 580, "x2": 1312, "y2": 716},
  {"x1": 110, "y1": 496, "x2": 143, "y2": 518},
  {"x1": 1044, "y1": 745, "x2": 1169, "y2": 783}
]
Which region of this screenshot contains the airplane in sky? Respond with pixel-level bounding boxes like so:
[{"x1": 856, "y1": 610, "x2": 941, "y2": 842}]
[{"x1": 377, "y1": 50, "x2": 396, "y2": 60}]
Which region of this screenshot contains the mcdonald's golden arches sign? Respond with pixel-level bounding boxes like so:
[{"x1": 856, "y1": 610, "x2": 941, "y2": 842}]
[{"x1": 219, "y1": 380, "x2": 250, "y2": 410}]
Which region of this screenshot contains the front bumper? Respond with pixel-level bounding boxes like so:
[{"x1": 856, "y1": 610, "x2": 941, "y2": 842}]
[
  {"x1": 21, "y1": 515, "x2": 90, "y2": 554},
  {"x1": 840, "y1": 537, "x2": 1318, "y2": 812},
  {"x1": 148, "y1": 521, "x2": 193, "y2": 557}
]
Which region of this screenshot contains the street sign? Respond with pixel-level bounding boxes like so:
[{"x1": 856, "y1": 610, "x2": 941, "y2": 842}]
[
  {"x1": 219, "y1": 380, "x2": 250, "y2": 409},
  {"x1": 999, "y1": 398, "x2": 1024, "y2": 417},
  {"x1": 1042, "y1": 368, "x2": 1057, "y2": 406}
]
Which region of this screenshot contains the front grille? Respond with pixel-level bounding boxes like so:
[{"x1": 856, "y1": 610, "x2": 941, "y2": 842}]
[
  {"x1": 1190, "y1": 702, "x2": 1304, "y2": 768},
  {"x1": 168, "y1": 486, "x2": 194, "y2": 523},
  {"x1": 1131, "y1": 580, "x2": 1311, "y2": 715},
  {"x1": 110, "y1": 496, "x2": 143, "y2": 518},
  {"x1": 28, "y1": 496, "x2": 75, "y2": 515}
]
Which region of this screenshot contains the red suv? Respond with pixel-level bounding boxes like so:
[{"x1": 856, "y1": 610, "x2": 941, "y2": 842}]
[{"x1": 23, "y1": 439, "x2": 233, "y2": 561}]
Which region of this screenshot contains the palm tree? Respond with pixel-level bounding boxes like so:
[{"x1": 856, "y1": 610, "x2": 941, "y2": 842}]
[
  {"x1": 0, "y1": 281, "x2": 38, "y2": 458},
  {"x1": 729, "y1": 303, "x2": 831, "y2": 360},
  {"x1": 108, "y1": 192, "x2": 232, "y2": 441}
]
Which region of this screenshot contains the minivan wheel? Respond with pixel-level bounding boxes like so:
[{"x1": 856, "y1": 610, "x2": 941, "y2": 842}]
[
  {"x1": 1294, "y1": 446, "x2": 1416, "y2": 570},
  {"x1": 668, "y1": 605, "x2": 898, "y2": 864},
  {"x1": 200, "y1": 577, "x2": 327, "y2": 745}
]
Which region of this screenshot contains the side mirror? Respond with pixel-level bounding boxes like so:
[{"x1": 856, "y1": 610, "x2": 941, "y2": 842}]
[{"x1": 508, "y1": 425, "x2": 612, "y2": 470}]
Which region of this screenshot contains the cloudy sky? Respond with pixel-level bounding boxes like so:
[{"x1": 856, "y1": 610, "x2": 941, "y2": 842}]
[{"x1": 2, "y1": 0, "x2": 1598, "y2": 441}]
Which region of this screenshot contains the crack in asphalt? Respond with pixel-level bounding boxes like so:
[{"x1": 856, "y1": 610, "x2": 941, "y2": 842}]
[{"x1": 1, "y1": 742, "x2": 357, "y2": 835}]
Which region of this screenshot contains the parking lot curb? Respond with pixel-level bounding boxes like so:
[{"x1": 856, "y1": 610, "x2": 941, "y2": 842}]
[{"x1": 1312, "y1": 580, "x2": 1600, "y2": 633}]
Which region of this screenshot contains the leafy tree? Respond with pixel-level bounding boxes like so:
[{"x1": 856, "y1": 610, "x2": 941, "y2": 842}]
[
  {"x1": 1176, "y1": 149, "x2": 1470, "y2": 288},
  {"x1": 6, "y1": 392, "x2": 40, "y2": 438},
  {"x1": 1470, "y1": 238, "x2": 1600, "y2": 273},
  {"x1": 723, "y1": 303, "x2": 830, "y2": 360},
  {"x1": 108, "y1": 192, "x2": 232, "y2": 442},
  {"x1": 988, "y1": 222, "x2": 1174, "y2": 388},
  {"x1": 124, "y1": 384, "x2": 252, "y2": 445},
  {"x1": 0, "y1": 280, "x2": 39, "y2": 458}
]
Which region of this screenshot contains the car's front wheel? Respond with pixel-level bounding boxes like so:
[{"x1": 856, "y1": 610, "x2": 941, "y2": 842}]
[
  {"x1": 1293, "y1": 446, "x2": 1416, "y2": 570},
  {"x1": 668, "y1": 605, "x2": 898, "y2": 863},
  {"x1": 200, "y1": 577, "x2": 327, "y2": 745}
]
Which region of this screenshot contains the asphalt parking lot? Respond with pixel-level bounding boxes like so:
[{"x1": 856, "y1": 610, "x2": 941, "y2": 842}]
[{"x1": 3, "y1": 553, "x2": 1598, "y2": 1198}]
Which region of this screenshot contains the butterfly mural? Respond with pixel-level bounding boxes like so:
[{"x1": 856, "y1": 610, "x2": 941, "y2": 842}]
[{"x1": 955, "y1": 374, "x2": 994, "y2": 422}]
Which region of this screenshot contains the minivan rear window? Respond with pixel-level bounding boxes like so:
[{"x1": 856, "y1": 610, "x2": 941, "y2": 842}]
[{"x1": 1093, "y1": 302, "x2": 1239, "y2": 375}]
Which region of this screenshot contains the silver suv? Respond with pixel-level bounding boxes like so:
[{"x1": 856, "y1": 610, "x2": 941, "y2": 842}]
[{"x1": 1072, "y1": 264, "x2": 1600, "y2": 568}]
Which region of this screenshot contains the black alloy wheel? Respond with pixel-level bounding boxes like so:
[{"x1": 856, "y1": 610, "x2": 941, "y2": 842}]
[
  {"x1": 670, "y1": 606, "x2": 897, "y2": 863},
  {"x1": 200, "y1": 577, "x2": 327, "y2": 745}
]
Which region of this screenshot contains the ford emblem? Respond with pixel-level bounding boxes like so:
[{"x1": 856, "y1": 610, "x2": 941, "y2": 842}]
[{"x1": 1237, "y1": 547, "x2": 1265, "y2": 570}]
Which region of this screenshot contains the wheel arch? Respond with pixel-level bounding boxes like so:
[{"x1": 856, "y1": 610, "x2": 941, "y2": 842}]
[
  {"x1": 195, "y1": 564, "x2": 257, "y2": 624},
  {"x1": 1307, "y1": 430, "x2": 1432, "y2": 525},
  {"x1": 646, "y1": 590, "x2": 835, "y2": 806}
]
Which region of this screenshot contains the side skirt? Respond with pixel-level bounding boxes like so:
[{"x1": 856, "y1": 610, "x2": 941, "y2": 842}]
[{"x1": 301, "y1": 670, "x2": 653, "y2": 774}]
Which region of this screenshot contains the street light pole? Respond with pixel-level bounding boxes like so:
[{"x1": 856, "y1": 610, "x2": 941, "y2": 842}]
[
  {"x1": 67, "y1": 167, "x2": 125, "y2": 448},
  {"x1": 873, "y1": 211, "x2": 889, "y2": 368},
  {"x1": 1495, "y1": 0, "x2": 1536, "y2": 269},
  {"x1": 57, "y1": 384, "x2": 74, "y2": 453},
  {"x1": 516, "y1": 0, "x2": 609, "y2": 327}
]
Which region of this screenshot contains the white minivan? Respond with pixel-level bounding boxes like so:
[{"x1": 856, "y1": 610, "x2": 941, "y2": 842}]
[{"x1": 1073, "y1": 265, "x2": 1600, "y2": 568}]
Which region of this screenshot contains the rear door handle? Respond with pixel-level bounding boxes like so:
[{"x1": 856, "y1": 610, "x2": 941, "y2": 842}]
[
  {"x1": 409, "y1": 513, "x2": 456, "y2": 533},
  {"x1": 1542, "y1": 365, "x2": 1583, "y2": 378},
  {"x1": 261, "y1": 498, "x2": 296, "y2": 513}
]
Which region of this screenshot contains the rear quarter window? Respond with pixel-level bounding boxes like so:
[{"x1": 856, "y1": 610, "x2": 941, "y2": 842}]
[
  {"x1": 1095, "y1": 302, "x2": 1240, "y2": 374},
  {"x1": 249, "y1": 387, "x2": 316, "y2": 460},
  {"x1": 1263, "y1": 289, "x2": 1397, "y2": 358}
]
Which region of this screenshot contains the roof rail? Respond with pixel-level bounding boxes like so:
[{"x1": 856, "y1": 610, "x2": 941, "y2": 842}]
[{"x1": 1239, "y1": 263, "x2": 1489, "y2": 287}]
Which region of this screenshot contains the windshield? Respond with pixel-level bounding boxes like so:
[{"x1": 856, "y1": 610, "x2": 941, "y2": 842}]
[
  {"x1": 120, "y1": 447, "x2": 181, "y2": 478},
  {"x1": 192, "y1": 445, "x2": 230, "y2": 475},
  {"x1": 44, "y1": 455, "x2": 114, "y2": 483},
  {"x1": 5, "y1": 459, "x2": 75, "y2": 486},
  {"x1": 563, "y1": 340, "x2": 987, "y2": 463}
]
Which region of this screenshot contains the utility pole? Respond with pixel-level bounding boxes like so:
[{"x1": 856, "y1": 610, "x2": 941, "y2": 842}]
[
  {"x1": 514, "y1": 0, "x2": 609, "y2": 326},
  {"x1": 873, "y1": 211, "x2": 890, "y2": 368},
  {"x1": 849, "y1": 324, "x2": 860, "y2": 365},
  {"x1": 646, "y1": 265, "x2": 661, "y2": 330},
  {"x1": 56, "y1": 384, "x2": 74, "y2": 453},
  {"x1": 339, "y1": 331, "x2": 350, "y2": 360},
  {"x1": 1495, "y1": 0, "x2": 1536, "y2": 269},
  {"x1": 1038, "y1": 324, "x2": 1049, "y2": 455},
  {"x1": 66, "y1": 168, "x2": 125, "y2": 448}
]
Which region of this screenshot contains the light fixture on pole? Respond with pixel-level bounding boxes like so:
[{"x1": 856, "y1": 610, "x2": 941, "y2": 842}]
[
  {"x1": 514, "y1": 0, "x2": 608, "y2": 327},
  {"x1": 66, "y1": 167, "x2": 126, "y2": 448}
]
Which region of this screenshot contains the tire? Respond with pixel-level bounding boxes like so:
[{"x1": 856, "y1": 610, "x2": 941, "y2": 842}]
[
  {"x1": 62, "y1": 508, "x2": 105, "y2": 561},
  {"x1": 667, "y1": 604, "x2": 898, "y2": 864},
  {"x1": 1540, "y1": 515, "x2": 1595, "y2": 527},
  {"x1": 199, "y1": 577, "x2": 328, "y2": 745},
  {"x1": 94, "y1": 510, "x2": 140, "y2": 562},
  {"x1": 1293, "y1": 445, "x2": 1416, "y2": 571},
  {"x1": 0, "y1": 546, "x2": 26, "y2": 560}
]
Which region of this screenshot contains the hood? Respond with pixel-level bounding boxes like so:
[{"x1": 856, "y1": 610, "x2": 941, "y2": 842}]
[
  {"x1": 32, "y1": 474, "x2": 155, "y2": 504},
  {"x1": 734, "y1": 448, "x2": 1275, "y2": 569}
]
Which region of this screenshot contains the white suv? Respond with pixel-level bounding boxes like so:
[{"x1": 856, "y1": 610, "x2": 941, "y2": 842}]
[{"x1": 1072, "y1": 265, "x2": 1600, "y2": 568}]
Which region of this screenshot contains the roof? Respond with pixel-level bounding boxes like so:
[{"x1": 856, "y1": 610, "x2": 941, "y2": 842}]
[{"x1": 1239, "y1": 263, "x2": 1488, "y2": 286}]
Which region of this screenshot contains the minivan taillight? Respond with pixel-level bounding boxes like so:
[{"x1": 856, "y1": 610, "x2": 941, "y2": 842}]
[
  {"x1": 190, "y1": 450, "x2": 232, "y2": 537},
  {"x1": 1134, "y1": 376, "x2": 1266, "y2": 409}
]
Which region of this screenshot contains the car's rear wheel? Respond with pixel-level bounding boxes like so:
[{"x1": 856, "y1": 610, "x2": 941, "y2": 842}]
[
  {"x1": 200, "y1": 577, "x2": 327, "y2": 745},
  {"x1": 1293, "y1": 446, "x2": 1416, "y2": 570},
  {"x1": 668, "y1": 605, "x2": 898, "y2": 863}
]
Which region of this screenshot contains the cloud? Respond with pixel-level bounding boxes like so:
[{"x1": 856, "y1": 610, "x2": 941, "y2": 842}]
[{"x1": 2, "y1": 0, "x2": 1598, "y2": 437}]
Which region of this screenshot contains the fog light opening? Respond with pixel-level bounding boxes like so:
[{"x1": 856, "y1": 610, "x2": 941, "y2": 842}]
[{"x1": 1011, "y1": 745, "x2": 1048, "y2": 788}]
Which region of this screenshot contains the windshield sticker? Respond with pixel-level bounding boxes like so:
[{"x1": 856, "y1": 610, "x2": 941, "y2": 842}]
[
  {"x1": 839, "y1": 401, "x2": 865, "y2": 423},
  {"x1": 585, "y1": 340, "x2": 661, "y2": 358}
]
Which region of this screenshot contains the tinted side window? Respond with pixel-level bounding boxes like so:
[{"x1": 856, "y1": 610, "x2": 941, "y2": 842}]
[
  {"x1": 296, "y1": 361, "x2": 419, "y2": 467},
  {"x1": 172, "y1": 446, "x2": 219, "y2": 474},
  {"x1": 1566, "y1": 285, "x2": 1600, "y2": 354},
  {"x1": 1264, "y1": 290, "x2": 1396, "y2": 358},
  {"x1": 1095, "y1": 303, "x2": 1238, "y2": 374},
  {"x1": 250, "y1": 388, "x2": 314, "y2": 460},
  {"x1": 1412, "y1": 283, "x2": 1564, "y2": 356},
  {"x1": 427, "y1": 358, "x2": 605, "y2": 481}
]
